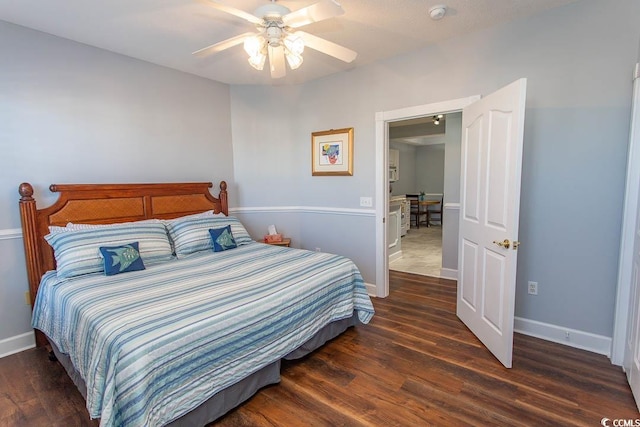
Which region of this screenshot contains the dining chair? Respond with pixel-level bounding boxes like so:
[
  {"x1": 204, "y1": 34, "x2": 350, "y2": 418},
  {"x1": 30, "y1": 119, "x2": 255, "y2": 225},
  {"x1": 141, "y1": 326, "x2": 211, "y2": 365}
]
[
  {"x1": 409, "y1": 198, "x2": 420, "y2": 228},
  {"x1": 427, "y1": 195, "x2": 443, "y2": 226}
]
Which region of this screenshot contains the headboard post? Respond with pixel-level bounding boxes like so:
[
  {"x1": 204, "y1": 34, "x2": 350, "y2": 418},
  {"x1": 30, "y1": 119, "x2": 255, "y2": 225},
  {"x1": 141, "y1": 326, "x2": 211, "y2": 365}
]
[
  {"x1": 219, "y1": 181, "x2": 228, "y2": 216},
  {"x1": 19, "y1": 183, "x2": 44, "y2": 306},
  {"x1": 19, "y1": 183, "x2": 48, "y2": 347}
]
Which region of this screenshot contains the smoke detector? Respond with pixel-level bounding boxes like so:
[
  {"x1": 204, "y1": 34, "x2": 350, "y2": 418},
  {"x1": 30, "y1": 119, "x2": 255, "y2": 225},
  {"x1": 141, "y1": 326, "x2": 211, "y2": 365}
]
[{"x1": 429, "y1": 5, "x2": 447, "y2": 20}]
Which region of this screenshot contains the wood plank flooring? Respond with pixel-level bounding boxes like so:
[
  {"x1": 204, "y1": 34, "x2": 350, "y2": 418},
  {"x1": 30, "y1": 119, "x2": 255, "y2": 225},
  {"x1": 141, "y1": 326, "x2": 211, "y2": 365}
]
[{"x1": 1, "y1": 271, "x2": 637, "y2": 426}]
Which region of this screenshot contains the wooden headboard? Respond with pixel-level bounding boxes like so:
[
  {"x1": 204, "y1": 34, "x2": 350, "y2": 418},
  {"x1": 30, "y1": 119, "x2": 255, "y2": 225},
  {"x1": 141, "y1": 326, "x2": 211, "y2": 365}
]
[{"x1": 18, "y1": 181, "x2": 228, "y2": 345}]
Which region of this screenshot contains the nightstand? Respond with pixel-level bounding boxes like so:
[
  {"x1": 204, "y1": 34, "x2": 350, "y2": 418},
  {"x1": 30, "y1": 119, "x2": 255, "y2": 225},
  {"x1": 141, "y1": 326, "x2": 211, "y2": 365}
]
[{"x1": 264, "y1": 238, "x2": 291, "y2": 247}]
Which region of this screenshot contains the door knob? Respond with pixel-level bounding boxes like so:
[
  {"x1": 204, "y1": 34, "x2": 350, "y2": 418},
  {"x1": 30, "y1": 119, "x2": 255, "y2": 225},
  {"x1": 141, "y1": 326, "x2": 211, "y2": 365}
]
[{"x1": 493, "y1": 239, "x2": 511, "y2": 249}]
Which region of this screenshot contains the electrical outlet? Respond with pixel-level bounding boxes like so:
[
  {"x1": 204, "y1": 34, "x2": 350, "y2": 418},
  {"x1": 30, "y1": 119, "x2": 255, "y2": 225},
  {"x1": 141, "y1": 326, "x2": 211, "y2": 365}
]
[
  {"x1": 315, "y1": 247, "x2": 321, "y2": 252},
  {"x1": 565, "y1": 331, "x2": 571, "y2": 341},
  {"x1": 24, "y1": 291, "x2": 31, "y2": 306},
  {"x1": 360, "y1": 197, "x2": 373, "y2": 207},
  {"x1": 528, "y1": 281, "x2": 538, "y2": 295}
]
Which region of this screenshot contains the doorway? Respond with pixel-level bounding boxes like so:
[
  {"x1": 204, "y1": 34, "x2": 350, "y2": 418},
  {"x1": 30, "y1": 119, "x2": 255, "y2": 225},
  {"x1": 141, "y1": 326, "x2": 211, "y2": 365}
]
[
  {"x1": 374, "y1": 96, "x2": 480, "y2": 298},
  {"x1": 387, "y1": 113, "x2": 461, "y2": 278},
  {"x1": 376, "y1": 79, "x2": 528, "y2": 368}
]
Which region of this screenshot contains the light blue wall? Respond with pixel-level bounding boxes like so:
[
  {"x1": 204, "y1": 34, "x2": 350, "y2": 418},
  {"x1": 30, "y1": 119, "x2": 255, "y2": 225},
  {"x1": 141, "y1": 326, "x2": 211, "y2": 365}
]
[
  {"x1": 230, "y1": 0, "x2": 640, "y2": 337},
  {"x1": 442, "y1": 113, "x2": 463, "y2": 204},
  {"x1": 391, "y1": 113, "x2": 462, "y2": 199},
  {"x1": 415, "y1": 145, "x2": 445, "y2": 195},
  {"x1": 442, "y1": 113, "x2": 463, "y2": 271},
  {"x1": 0, "y1": 236, "x2": 31, "y2": 341},
  {"x1": 389, "y1": 142, "x2": 416, "y2": 196},
  {"x1": 231, "y1": 82, "x2": 379, "y2": 282},
  {"x1": 390, "y1": 142, "x2": 445, "y2": 197},
  {"x1": 0, "y1": 22, "x2": 234, "y2": 343}
]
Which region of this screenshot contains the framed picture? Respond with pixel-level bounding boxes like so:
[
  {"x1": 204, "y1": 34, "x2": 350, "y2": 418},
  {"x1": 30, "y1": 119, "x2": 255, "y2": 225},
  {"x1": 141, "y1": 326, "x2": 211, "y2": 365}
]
[{"x1": 311, "y1": 127, "x2": 354, "y2": 176}]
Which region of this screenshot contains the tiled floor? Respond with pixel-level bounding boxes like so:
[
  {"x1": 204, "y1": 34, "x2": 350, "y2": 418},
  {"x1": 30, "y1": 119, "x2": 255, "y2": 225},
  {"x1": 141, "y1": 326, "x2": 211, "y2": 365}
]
[{"x1": 389, "y1": 224, "x2": 442, "y2": 277}]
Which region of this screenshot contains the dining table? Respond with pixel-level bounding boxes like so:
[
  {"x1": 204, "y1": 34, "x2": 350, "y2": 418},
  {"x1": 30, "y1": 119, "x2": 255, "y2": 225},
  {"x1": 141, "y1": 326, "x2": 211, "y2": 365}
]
[{"x1": 418, "y1": 200, "x2": 440, "y2": 228}]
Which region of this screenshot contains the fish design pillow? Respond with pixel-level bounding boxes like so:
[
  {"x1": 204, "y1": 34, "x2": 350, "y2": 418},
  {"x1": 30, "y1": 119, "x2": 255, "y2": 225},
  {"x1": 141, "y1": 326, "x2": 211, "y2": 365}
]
[
  {"x1": 99, "y1": 242, "x2": 146, "y2": 275},
  {"x1": 209, "y1": 226, "x2": 238, "y2": 252}
]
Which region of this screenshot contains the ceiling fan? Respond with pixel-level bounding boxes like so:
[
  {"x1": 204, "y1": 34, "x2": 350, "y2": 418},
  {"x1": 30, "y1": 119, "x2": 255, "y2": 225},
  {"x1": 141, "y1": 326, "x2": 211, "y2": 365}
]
[{"x1": 193, "y1": 0, "x2": 358, "y2": 79}]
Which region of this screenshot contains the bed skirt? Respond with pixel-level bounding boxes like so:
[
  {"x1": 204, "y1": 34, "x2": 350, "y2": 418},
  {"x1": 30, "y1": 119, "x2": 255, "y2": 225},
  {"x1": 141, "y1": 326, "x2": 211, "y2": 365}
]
[{"x1": 48, "y1": 313, "x2": 359, "y2": 426}]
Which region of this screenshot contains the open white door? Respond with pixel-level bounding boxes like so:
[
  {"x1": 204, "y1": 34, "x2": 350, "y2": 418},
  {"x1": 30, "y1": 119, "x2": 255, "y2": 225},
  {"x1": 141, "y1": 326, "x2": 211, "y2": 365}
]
[
  {"x1": 457, "y1": 78, "x2": 527, "y2": 368},
  {"x1": 623, "y1": 64, "x2": 640, "y2": 410},
  {"x1": 625, "y1": 218, "x2": 640, "y2": 411}
]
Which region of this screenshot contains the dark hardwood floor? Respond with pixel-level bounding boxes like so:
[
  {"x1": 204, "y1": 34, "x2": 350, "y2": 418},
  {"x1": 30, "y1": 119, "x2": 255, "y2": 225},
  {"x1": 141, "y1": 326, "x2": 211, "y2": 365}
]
[{"x1": 1, "y1": 271, "x2": 637, "y2": 426}]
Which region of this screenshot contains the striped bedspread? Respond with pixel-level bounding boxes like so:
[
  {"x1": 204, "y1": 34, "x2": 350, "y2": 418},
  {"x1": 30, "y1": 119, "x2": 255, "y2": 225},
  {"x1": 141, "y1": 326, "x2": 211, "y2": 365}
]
[{"x1": 32, "y1": 243, "x2": 374, "y2": 427}]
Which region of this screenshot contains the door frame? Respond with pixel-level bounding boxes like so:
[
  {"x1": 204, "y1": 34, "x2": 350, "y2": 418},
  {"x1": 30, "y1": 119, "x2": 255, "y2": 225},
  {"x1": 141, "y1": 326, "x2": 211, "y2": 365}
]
[
  {"x1": 375, "y1": 95, "x2": 480, "y2": 297},
  {"x1": 612, "y1": 63, "x2": 640, "y2": 366}
]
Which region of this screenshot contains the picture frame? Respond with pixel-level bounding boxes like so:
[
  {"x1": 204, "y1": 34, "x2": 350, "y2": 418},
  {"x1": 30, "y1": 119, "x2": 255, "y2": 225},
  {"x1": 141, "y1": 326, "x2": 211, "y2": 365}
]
[{"x1": 311, "y1": 127, "x2": 354, "y2": 176}]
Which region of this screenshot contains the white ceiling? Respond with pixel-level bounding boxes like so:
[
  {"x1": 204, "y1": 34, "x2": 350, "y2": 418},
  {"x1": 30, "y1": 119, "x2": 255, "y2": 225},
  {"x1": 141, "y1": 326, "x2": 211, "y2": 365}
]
[{"x1": 0, "y1": 0, "x2": 579, "y2": 86}]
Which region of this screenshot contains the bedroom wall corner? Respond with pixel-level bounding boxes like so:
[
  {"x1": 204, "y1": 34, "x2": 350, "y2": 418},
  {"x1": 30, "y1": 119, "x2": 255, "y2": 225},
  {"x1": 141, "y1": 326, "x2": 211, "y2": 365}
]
[
  {"x1": 228, "y1": 84, "x2": 378, "y2": 283},
  {"x1": 231, "y1": 207, "x2": 377, "y2": 284}
]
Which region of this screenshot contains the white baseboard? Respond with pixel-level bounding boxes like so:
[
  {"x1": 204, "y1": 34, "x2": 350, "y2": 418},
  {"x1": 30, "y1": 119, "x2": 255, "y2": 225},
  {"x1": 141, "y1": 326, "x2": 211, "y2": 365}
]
[
  {"x1": 514, "y1": 317, "x2": 612, "y2": 357},
  {"x1": 440, "y1": 268, "x2": 458, "y2": 280},
  {"x1": 389, "y1": 250, "x2": 403, "y2": 263},
  {"x1": 365, "y1": 282, "x2": 377, "y2": 296},
  {"x1": 0, "y1": 332, "x2": 35, "y2": 358}
]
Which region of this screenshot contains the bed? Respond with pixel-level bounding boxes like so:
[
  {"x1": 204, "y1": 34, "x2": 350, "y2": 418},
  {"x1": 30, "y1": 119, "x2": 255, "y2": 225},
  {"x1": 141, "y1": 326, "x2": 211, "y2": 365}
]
[{"x1": 18, "y1": 181, "x2": 374, "y2": 427}]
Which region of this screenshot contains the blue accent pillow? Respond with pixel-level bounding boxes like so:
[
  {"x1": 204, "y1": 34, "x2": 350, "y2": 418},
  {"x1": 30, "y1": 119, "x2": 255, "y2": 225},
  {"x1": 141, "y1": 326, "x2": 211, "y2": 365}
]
[
  {"x1": 208, "y1": 226, "x2": 237, "y2": 252},
  {"x1": 99, "y1": 242, "x2": 146, "y2": 276}
]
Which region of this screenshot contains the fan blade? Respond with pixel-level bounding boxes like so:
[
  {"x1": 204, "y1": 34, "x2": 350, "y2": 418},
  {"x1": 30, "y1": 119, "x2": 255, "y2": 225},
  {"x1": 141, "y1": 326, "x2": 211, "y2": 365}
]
[
  {"x1": 268, "y1": 45, "x2": 286, "y2": 79},
  {"x1": 282, "y1": 0, "x2": 344, "y2": 28},
  {"x1": 204, "y1": 0, "x2": 263, "y2": 25},
  {"x1": 192, "y1": 32, "x2": 257, "y2": 57},
  {"x1": 297, "y1": 31, "x2": 357, "y2": 63}
]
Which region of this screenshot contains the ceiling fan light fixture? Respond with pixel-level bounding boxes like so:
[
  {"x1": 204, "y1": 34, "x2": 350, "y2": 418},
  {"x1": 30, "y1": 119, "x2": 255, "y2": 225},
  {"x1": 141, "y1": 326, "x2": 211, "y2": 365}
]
[
  {"x1": 243, "y1": 35, "x2": 264, "y2": 57},
  {"x1": 247, "y1": 50, "x2": 267, "y2": 70},
  {"x1": 196, "y1": 0, "x2": 357, "y2": 78},
  {"x1": 284, "y1": 34, "x2": 304, "y2": 56},
  {"x1": 265, "y1": 24, "x2": 284, "y2": 47},
  {"x1": 285, "y1": 52, "x2": 303, "y2": 70},
  {"x1": 254, "y1": 3, "x2": 291, "y2": 20},
  {"x1": 283, "y1": 34, "x2": 305, "y2": 70},
  {"x1": 249, "y1": 46, "x2": 267, "y2": 71}
]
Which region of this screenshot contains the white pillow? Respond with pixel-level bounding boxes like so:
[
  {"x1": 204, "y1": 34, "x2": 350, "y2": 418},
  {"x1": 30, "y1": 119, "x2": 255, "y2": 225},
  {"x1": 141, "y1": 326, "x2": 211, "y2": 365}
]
[
  {"x1": 45, "y1": 220, "x2": 173, "y2": 278},
  {"x1": 164, "y1": 215, "x2": 253, "y2": 258}
]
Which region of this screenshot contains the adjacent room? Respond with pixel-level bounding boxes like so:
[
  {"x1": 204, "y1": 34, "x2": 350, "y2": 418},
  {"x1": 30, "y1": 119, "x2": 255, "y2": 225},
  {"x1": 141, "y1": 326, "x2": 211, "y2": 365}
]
[
  {"x1": 1, "y1": 0, "x2": 640, "y2": 425},
  {"x1": 388, "y1": 112, "x2": 460, "y2": 278}
]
